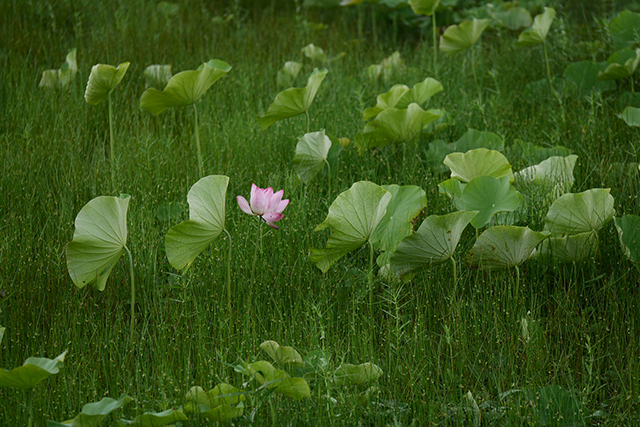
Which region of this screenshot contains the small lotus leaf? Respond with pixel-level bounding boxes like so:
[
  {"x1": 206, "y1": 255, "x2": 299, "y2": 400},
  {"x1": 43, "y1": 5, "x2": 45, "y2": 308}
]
[
  {"x1": 438, "y1": 178, "x2": 466, "y2": 200},
  {"x1": 260, "y1": 340, "x2": 305, "y2": 367},
  {"x1": 609, "y1": 10, "x2": 640, "y2": 51},
  {"x1": 118, "y1": 409, "x2": 187, "y2": 427},
  {"x1": 0, "y1": 350, "x2": 66, "y2": 389},
  {"x1": 440, "y1": 19, "x2": 490, "y2": 54},
  {"x1": 258, "y1": 68, "x2": 328, "y2": 129},
  {"x1": 615, "y1": 215, "x2": 640, "y2": 265},
  {"x1": 363, "y1": 85, "x2": 411, "y2": 121},
  {"x1": 246, "y1": 361, "x2": 310, "y2": 400},
  {"x1": 293, "y1": 131, "x2": 333, "y2": 184},
  {"x1": 564, "y1": 61, "x2": 616, "y2": 96},
  {"x1": 444, "y1": 148, "x2": 514, "y2": 183},
  {"x1": 544, "y1": 188, "x2": 614, "y2": 236},
  {"x1": 66, "y1": 195, "x2": 130, "y2": 291},
  {"x1": 277, "y1": 61, "x2": 303, "y2": 89},
  {"x1": 40, "y1": 48, "x2": 78, "y2": 89},
  {"x1": 333, "y1": 362, "x2": 383, "y2": 386},
  {"x1": 84, "y1": 62, "x2": 130, "y2": 105},
  {"x1": 143, "y1": 65, "x2": 172, "y2": 90},
  {"x1": 302, "y1": 43, "x2": 328, "y2": 62},
  {"x1": 515, "y1": 155, "x2": 578, "y2": 193},
  {"x1": 371, "y1": 185, "x2": 428, "y2": 267},
  {"x1": 534, "y1": 231, "x2": 598, "y2": 263},
  {"x1": 50, "y1": 394, "x2": 133, "y2": 427},
  {"x1": 184, "y1": 383, "x2": 245, "y2": 420},
  {"x1": 619, "y1": 106, "x2": 640, "y2": 127},
  {"x1": 390, "y1": 211, "x2": 477, "y2": 279},
  {"x1": 140, "y1": 59, "x2": 231, "y2": 115},
  {"x1": 455, "y1": 176, "x2": 523, "y2": 228},
  {"x1": 364, "y1": 78, "x2": 443, "y2": 121},
  {"x1": 310, "y1": 181, "x2": 392, "y2": 272},
  {"x1": 409, "y1": 0, "x2": 439, "y2": 16},
  {"x1": 506, "y1": 140, "x2": 572, "y2": 166},
  {"x1": 165, "y1": 175, "x2": 229, "y2": 271},
  {"x1": 466, "y1": 226, "x2": 549, "y2": 270},
  {"x1": 598, "y1": 49, "x2": 640, "y2": 81},
  {"x1": 494, "y1": 7, "x2": 532, "y2": 30},
  {"x1": 516, "y1": 7, "x2": 555, "y2": 47},
  {"x1": 304, "y1": 349, "x2": 332, "y2": 373}
]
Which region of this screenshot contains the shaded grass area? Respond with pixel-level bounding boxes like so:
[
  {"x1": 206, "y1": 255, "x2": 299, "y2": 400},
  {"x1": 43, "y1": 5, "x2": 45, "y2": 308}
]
[{"x1": 1, "y1": 0, "x2": 640, "y2": 425}]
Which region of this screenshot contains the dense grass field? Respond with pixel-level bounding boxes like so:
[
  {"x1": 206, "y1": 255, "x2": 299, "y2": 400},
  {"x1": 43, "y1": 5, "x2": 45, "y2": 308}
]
[{"x1": 2, "y1": 0, "x2": 640, "y2": 425}]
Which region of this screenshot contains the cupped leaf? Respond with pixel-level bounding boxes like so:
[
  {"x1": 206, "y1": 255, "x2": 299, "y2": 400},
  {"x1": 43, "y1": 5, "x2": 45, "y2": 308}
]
[
  {"x1": 466, "y1": 226, "x2": 549, "y2": 270},
  {"x1": 310, "y1": 181, "x2": 392, "y2": 273},
  {"x1": 544, "y1": 189, "x2": 615, "y2": 236},
  {"x1": 440, "y1": 19, "x2": 490, "y2": 54},
  {"x1": 534, "y1": 231, "x2": 598, "y2": 263},
  {"x1": 598, "y1": 49, "x2": 640, "y2": 81},
  {"x1": 0, "y1": 350, "x2": 66, "y2": 389},
  {"x1": 438, "y1": 178, "x2": 466, "y2": 200},
  {"x1": 609, "y1": 10, "x2": 640, "y2": 51},
  {"x1": 371, "y1": 185, "x2": 428, "y2": 267},
  {"x1": 564, "y1": 61, "x2": 616, "y2": 96},
  {"x1": 409, "y1": 0, "x2": 439, "y2": 16},
  {"x1": 293, "y1": 131, "x2": 332, "y2": 184},
  {"x1": 245, "y1": 361, "x2": 310, "y2": 400},
  {"x1": 444, "y1": 148, "x2": 514, "y2": 183},
  {"x1": 184, "y1": 383, "x2": 245, "y2": 421},
  {"x1": 49, "y1": 394, "x2": 133, "y2": 427},
  {"x1": 455, "y1": 176, "x2": 523, "y2": 228},
  {"x1": 277, "y1": 61, "x2": 303, "y2": 89},
  {"x1": 619, "y1": 106, "x2": 640, "y2": 127},
  {"x1": 143, "y1": 64, "x2": 172, "y2": 90},
  {"x1": 258, "y1": 68, "x2": 328, "y2": 130},
  {"x1": 363, "y1": 78, "x2": 443, "y2": 121},
  {"x1": 118, "y1": 409, "x2": 187, "y2": 427},
  {"x1": 140, "y1": 59, "x2": 231, "y2": 115},
  {"x1": 260, "y1": 340, "x2": 305, "y2": 367},
  {"x1": 333, "y1": 362, "x2": 383, "y2": 386},
  {"x1": 516, "y1": 7, "x2": 555, "y2": 47},
  {"x1": 84, "y1": 62, "x2": 130, "y2": 105},
  {"x1": 302, "y1": 43, "x2": 328, "y2": 62},
  {"x1": 66, "y1": 194, "x2": 130, "y2": 291},
  {"x1": 355, "y1": 103, "x2": 441, "y2": 150},
  {"x1": 515, "y1": 155, "x2": 578, "y2": 194},
  {"x1": 165, "y1": 175, "x2": 229, "y2": 271},
  {"x1": 40, "y1": 48, "x2": 78, "y2": 89},
  {"x1": 389, "y1": 211, "x2": 477, "y2": 279},
  {"x1": 493, "y1": 7, "x2": 532, "y2": 31},
  {"x1": 363, "y1": 85, "x2": 410, "y2": 121},
  {"x1": 615, "y1": 215, "x2": 640, "y2": 265}
]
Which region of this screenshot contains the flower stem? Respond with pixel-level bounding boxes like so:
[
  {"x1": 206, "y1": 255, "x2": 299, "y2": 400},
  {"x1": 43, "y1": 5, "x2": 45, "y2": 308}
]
[
  {"x1": 124, "y1": 246, "x2": 135, "y2": 342},
  {"x1": 108, "y1": 91, "x2": 116, "y2": 191},
  {"x1": 194, "y1": 104, "x2": 204, "y2": 178},
  {"x1": 224, "y1": 229, "x2": 233, "y2": 314},
  {"x1": 368, "y1": 241, "x2": 374, "y2": 310},
  {"x1": 251, "y1": 221, "x2": 263, "y2": 284}
]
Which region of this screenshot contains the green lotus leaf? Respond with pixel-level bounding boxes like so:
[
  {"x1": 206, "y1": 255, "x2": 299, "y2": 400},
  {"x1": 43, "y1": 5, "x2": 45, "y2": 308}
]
[
  {"x1": 615, "y1": 215, "x2": 640, "y2": 265},
  {"x1": 544, "y1": 188, "x2": 615, "y2": 236},
  {"x1": 260, "y1": 340, "x2": 305, "y2": 367},
  {"x1": 409, "y1": 0, "x2": 439, "y2": 16},
  {"x1": 440, "y1": 19, "x2": 490, "y2": 54},
  {"x1": 302, "y1": 43, "x2": 328, "y2": 62},
  {"x1": 438, "y1": 178, "x2": 466, "y2": 200},
  {"x1": 493, "y1": 7, "x2": 532, "y2": 30},
  {"x1": 564, "y1": 61, "x2": 616, "y2": 96},
  {"x1": 515, "y1": 155, "x2": 578, "y2": 194},
  {"x1": 201, "y1": 403, "x2": 244, "y2": 422},
  {"x1": 534, "y1": 231, "x2": 598, "y2": 263},
  {"x1": 363, "y1": 85, "x2": 410, "y2": 121},
  {"x1": 165, "y1": 175, "x2": 228, "y2": 271},
  {"x1": 66, "y1": 194, "x2": 130, "y2": 291},
  {"x1": 363, "y1": 77, "x2": 443, "y2": 121},
  {"x1": 609, "y1": 10, "x2": 640, "y2": 51},
  {"x1": 84, "y1": 62, "x2": 130, "y2": 105},
  {"x1": 293, "y1": 131, "x2": 333, "y2": 184},
  {"x1": 140, "y1": 59, "x2": 231, "y2": 115},
  {"x1": 516, "y1": 7, "x2": 555, "y2": 47},
  {"x1": 333, "y1": 362, "x2": 383, "y2": 386},
  {"x1": 184, "y1": 383, "x2": 245, "y2": 420},
  {"x1": 455, "y1": 176, "x2": 523, "y2": 228},
  {"x1": 451, "y1": 128, "x2": 504, "y2": 153},
  {"x1": 444, "y1": 148, "x2": 514, "y2": 183},
  {"x1": 0, "y1": 350, "x2": 66, "y2": 389},
  {"x1": 258, "y1": 68, "x2": 328, "y2": 129},
  {"x1": 40, "y1": 48, "x2": 78, "y2": 89},
  {"x1": 355, "y1": 103, "x2": 441, "y2": 150},
  {"x1": 506, "y1": 140, "x2": 572, "y2": 166},
  {"x1": 49, "y1": 394, "x2": 133, "y2": 427},
  {"x1": 619, "y1": 106, "x2": 640, "y2": 127},
  {"x1": 143, "y1": 64, "x2": 172, "y2": 90},
  {"x1": 277, "y1": 61, "x2": 303, "y2": 89},
  {"x1": 466, "y1": 226, "x2": 549, "y2": 270},
  {"x1": 598, "y1": 49, "x2": 640, "y2": 81},
  {"x1": 245, "y1": 361, "x2": 310, "y2": 400},
  {"x1": 389, "y1": 211, "x2": 477, "y2": 279},
  {"x1": 310, "y1": 181, "x2": 392, "y2": 273},
  {"x1": 118, "y1": 409, "x2": 187, "y2": 427},
  {"x1": 371, "y1": 185, "x2": 428, "y2": 267}
]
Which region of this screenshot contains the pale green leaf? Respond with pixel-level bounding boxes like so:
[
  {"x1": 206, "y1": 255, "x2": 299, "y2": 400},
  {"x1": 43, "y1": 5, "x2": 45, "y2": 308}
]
[
  {"x1": 619, "y1": 106, "x2": 640, "y2": 127},
  {"x1": 438, "y1": 178, "x2": 466, "y2": 200},
  {"x1": 466, "y1": 226, "x2": 549, "y2": 270},
  {"x1": 444, "y1": 148, "x2": 514, "y2": 183},
  {"x1": 260, "y1": 340, "x2": 305, "y2": 367},
  {"x1": 246, "y1": 361, "x2": 310, "y2": 400},
  {"x1": 363, "y1": 85, "x2": 410, "y2": 121},
  {"x1": 143, "y1": 64, "x2": 172, "y2": 90},
  {"x1": 516, "y1": 7, "x2": 555, "y2": 47},
  {"x1": 118, "y1": 409, "x2": 187, "y2": 427},
  {"x1": 363, "y1": 78, "x2": 443, "y2": 121},
  {"x1": 409, "y1": 0, "x2": 439, "y2": 16},
  {"x1": 301, "y1": 43, "x2": 328, "y2": 62},
  {"x1": 455, "y1": 176, "x2": 523, "y2": 228},
  {"x1": 292, "y1": 131, "x2": 332, "y2": 184},
  {"x1": 609, "y1": 10, "x2": 640, "y2": 51},
  {"x1": 493, "y1": 7, "x2": 532, "y2": 31},
  {"x1": 544, "y1": 188, "x2": 615, "y2": 236},
  {"x1": 0, "y1": 350, "x2": 66, "y2": 389},
  {"x1": 440, "y1": 19, "x2": 490, "y2": 54},
  {"x1": 277, "y1": 61, "x2": 303, "y2": 89},
  {"x1": 64, "y1": 395, "x2": 133, "y2": 427},
  {"x1": 615, "y1": 215, "x2": 640, "y2": 265},
  {"x1": 334, "y1": 362, "x2": 383, "y2": 386},
  {"x1": 598, "y1": 49, "x2": 640, "y2": 81},
  {"x1": 534, "y1": 231, "x2": 598, "y2": 263},
  {"x1": 84, "y1": 62, "x2": 130, "y2": 105},
  {"x1": 40, "y1": 48, "x2": 78, "y2": 89},
  {"x1": 515, "y1": 155, "x2": 578, "y2": 194}
]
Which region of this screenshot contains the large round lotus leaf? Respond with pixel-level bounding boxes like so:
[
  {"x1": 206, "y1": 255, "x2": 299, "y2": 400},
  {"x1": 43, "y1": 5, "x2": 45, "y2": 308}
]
[
  {"x1": 615, "y1": 215, "x2": 640, "y2": 265},
  {"x1": 84, "y1": 62, "x2": 130, "y2": 105},
  {"x1": 516, "y1": 7, "x2": 555, "y2": 47},
  {"x1": 494, "y1": 7, "x2": 532, "y2": 30},
  {"x1": 609, "y1": 10, "x2": 640, "y2": 51},
  {"x1": 165, "y1": 175, "x2": 228, "y2": 271},
  {"x1": 293, "y1": 131, "x2": 333, "y2": 184},
  {"x1": 466, "y1": 226, "x2": 549, "y2": 270},
  {"x1": 389, "y1": 210, "x2": 477, "y2": 279},
  {"x1": 355, "y1": 103, "x2": 441, "y2": 150},
  {"x1": 245, "y1": 361, "x2": 310, "y2": 400},
  {"x1": 455, "y1": 176, "x2": 523, "y2": 228},
  {"x1": 409, "y1": 0, "x2": 439, "y2": 15},
  {"x1": 143, "y1": 64, "x2": 172, "y2": 90},
  {"x1": 515, "y1": 155, "x2": 578, "y2": 193},
  {"x1": 48, "y1": 394, "x2": 133, "y2": 427},
  {"x1": 440, "y1": 19, "x2": 490, "y2": 54},
  {"x1": 260, "y1": 340, "x2": 305, "y2": 367},
  {"x1": 598, "y1": 49, "x2": 640, "y2": 81},
  {"x1": 533, "y1": 231, "x2": 598, "y2": 263},
  {"x1": 310, "y1": 181, "x2": 392, "y2": 272},
  {"x1": 301, "y1": 43, "x2": 328, "y2": 62},
  {"x1": 619, "y1": 106, "x2": 640, "y2": 127},
  {"x1": 371, "y1": 185, "x2": 428, "y2": 267},
  {"x1": 0, "y1": 350, "x2": 66, "y2": 389},
  {"x1": 140, "y1": 59, "x2": 231, "y2": 115},
  {"x1": 544, "y1": 188, "x2": 615, "y2": 236},
  {"x1": 444, "y1": 148, "x2": 514, "y2": 183},
  {"x1": 564, "y1": 61, "x2": 616, "y2": 96},
  {"x1": 258, "y1": 68, "x2": 328, "y2": 130},
  {"x1": 333, "y1": 362, "x2": 383, "y2": 386},
  {"x1": 277, "y1": 61, "x2": 303, "y2": 89},
  {"x1": 66, "y1": 194, "x2": 130, "y2": 291},
  {"x1": 118, "y1": 409, "x2": 188, "y2": 427}
]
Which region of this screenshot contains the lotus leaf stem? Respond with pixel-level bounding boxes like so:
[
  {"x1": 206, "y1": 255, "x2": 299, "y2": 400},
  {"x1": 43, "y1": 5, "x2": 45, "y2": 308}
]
[
  {"x1": 224, "y1": 229, "x2": 233, "y2": 314},
  {"x1": 125, "y1": 246, "x2": 135, "y2": 341},
  {"x1": 194, "y1": 104, "x2": 204, "y2": 178},
  {"x1": 543, "y1": 40, "x2": 553, "y2": 94},
  {"x1": 451, "y1": 256, "x2": 457, "y2": 286},
  {"x1": 108, "y1": 92, "x2": 116, "y2": 191},
  {"x1": 368, "y1": 241, "x2": 374, "y2": 310},
  {"x1": 251, "y1": 220, "x2": 263, "y2": 284}
]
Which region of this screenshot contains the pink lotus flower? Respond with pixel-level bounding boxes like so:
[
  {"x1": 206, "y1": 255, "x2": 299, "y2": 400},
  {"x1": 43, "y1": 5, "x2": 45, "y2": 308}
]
[{"x1": 237, "y1": 184, "x2": 289, "y2": 229}]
